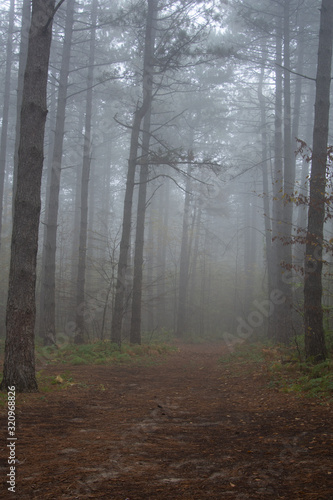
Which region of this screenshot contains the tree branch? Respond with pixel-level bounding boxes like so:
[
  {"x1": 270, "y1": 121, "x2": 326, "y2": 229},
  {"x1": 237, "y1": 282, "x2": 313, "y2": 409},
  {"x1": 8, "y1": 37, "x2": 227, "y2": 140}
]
[{"x1": 44, "y1": 0, "x2": 67, "y2": 31}]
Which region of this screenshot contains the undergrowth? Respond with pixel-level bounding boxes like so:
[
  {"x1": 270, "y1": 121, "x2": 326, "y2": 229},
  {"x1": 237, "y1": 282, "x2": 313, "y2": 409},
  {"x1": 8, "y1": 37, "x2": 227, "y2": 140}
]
[
  {"x1": 35, "y1": 340, "x2": 175, "y2": 366},
  {"x1": 219, "y1": 337, "x2": 333, "y2": 401}
]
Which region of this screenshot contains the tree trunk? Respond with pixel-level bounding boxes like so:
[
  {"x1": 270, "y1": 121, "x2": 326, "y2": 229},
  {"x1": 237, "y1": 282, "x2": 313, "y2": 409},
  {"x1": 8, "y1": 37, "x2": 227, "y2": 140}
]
[
  {"x1": 130, "y1": 0, "x2": 157, "y2": 345},
  {"x1": 157, "y1": 177, "x2": 170, "y2": 328},
  {"x1": 130, "y1": 110, "x2": 152, "y2": 345},
  {"x1": 0, "y1": 0, "x2": 55, "y2": 392},
  {"x1": 0, "y1": 0, "x2": 15, "y2": 248},
  {"x1": 258, "y1": 55, "x2": 272, "y2": 295},
  {"x1": 189, "y1": 190, "x2": 202, "y2": 335},
  {"x1": 304, "y1": 0, "x2": 333, "y2": 362},
  {"x1": 111, "y1": 0, "x2": 156, "y2": 345},
  {"x1": 37, "y1": 84, "x2": 56, "y2": 336},
  {"x1": 40, "y1": 0, "x2": 75, "y2": 345},
  {"x1": 69, "y1": 108, "x2": 84, "y2": 316},
  {"x1": 270, "y1": 12, "x2": 289, "y2": 343},
  {"x1": 12, "y1": 0, "x2": 31, "y2": 220},
  {"x1": 176, "y1": 160, "x2": 192, "y2": 337},
  {"x1": 280, "y1": 0, "x2": 294, "y2": 338},
  {"x1": 145, "y1": 202, "x2": 155, "y2": 332},
  {"x1": 74, "y1": 0, "x2": 98, "y2": 344}
]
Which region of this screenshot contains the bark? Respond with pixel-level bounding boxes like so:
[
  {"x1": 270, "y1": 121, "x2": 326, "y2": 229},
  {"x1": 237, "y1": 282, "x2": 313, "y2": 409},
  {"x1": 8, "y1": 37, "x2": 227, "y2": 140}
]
[
  {"x1": 74, "y1": 0, "x2": 98, "y2": 344},
  {"x1": 280, "y1": 0, "x2": 293, "y2": 340},
  {"x1": 157, "y1": 177, "x2": 170, "y2": 327},
  {"x1": 0, "y1": 0, "x2": 55, "y2": 392},
  {"x1": 176, "y1": 160, "x2": 192, "y2": 337},
  {"x1": 0, "y1": 0, "x2": 15, "y2": 247},
  {"x1": 69, "y1": 108, "x2": 84, "y2": 312},
  {"x1": 38, "y1": 79, "x2": 56, "y2": 337},
  {"x1": 12, "y1": 0, "x2": 31, "y2": 219},
  {"x1": 295, "y1": 92, "x2": 314, "y2": 268},
  {"x1": 111, "y1": 0, "x2": 156, "y2": 345},
  {"x1": 304, "y1": 0, "x2": 333, "y2": 362},
  {"x1": 189, "y1": 190, "x2": 202, "y2": 334},
  {"x1": 130, "y1": 0, "x2": 157, "y2": 345},
  {"x1": 40, "y1": 0, "x2": 75, "y2": 345},
  {"x1": 257, "y1": 56, "x2": 272, "y2": 292},
  {"x1": 145, "y1": 203, "x2": 155, "y2": 332},
  {"x1": 270, "y1": 12, "x2": 290, "y2": 343},
  {"x1": 244, "y1": 190, "x2": 256, "y2": 313},
  {"x1": 130, "y1": 110, "x2": 152, "y2": 345}
]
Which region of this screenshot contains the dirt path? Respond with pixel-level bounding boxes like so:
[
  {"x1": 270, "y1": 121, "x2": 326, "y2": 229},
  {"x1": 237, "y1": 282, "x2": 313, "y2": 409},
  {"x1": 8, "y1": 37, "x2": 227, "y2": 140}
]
[{"x1": 1, "y1": 343, "x2": 332, "y2": 499}]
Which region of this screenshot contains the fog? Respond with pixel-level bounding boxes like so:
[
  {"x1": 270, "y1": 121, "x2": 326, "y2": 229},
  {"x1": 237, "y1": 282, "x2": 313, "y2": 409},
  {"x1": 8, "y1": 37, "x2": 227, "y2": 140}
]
[{"x1": 0, "y1": 0, "x2": 332, "y2": 377}]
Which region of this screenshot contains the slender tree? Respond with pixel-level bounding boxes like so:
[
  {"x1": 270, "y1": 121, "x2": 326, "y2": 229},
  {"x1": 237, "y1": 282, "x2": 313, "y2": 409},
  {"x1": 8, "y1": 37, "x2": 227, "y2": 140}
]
[
  {"x1": 176, "y1": 157, "x2": 193, "y2": 337},
  {"x1": 0, "y1": 0, "x2": 15, "y2": 247},
  {"x1": 270, "y1": 11, "x2": 286, "y2": 342},
  {"x1": 74, "y1": 0, "x2": 98, "y2": 344},
  {"x1": 12, "y1": 0, "x2": 31, "y2": 217},
  {"x1": 130, "y1": 0, "x2": 158, "y2": 345},
  {"x1": 40, "y1": 0, "x2": 75, "y2": 345},
  {"x1": 304, "y1": 0, "x2": 333, "y2": 362},
  {"x1": 111, "y1": 0, "x2": 156, "y2": 345}
]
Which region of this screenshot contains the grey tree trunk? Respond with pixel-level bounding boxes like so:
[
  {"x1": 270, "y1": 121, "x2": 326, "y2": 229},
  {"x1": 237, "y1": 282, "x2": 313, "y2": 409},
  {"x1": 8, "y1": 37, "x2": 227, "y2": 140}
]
[
  {"x1": 304, "y1": 0, "x2": 333, "y2": 362},
  {"x1": 157, "y1": 177, "x2": 170, "y2": 327},
  {"x1": 258, "y1": 56, "x2": 272, "y2": 295},
  {"x1": 130, "y1": 109, "x2": 152, "y2": 345},
  {"x1": 189, "y1": 190, "x2": 202, "y2": 335},
  {"x1": 0, "y1": 0, "x2": 56, "y2": 392},
  {"x1": 280, "y1": 0, "x2": 294, "y2": 338},
  {"x1": 176, "y1": 160, "x2": 192, "y2": 337},
  {"x1": 12, "y1": 0, "x2": 31, "y2": 219},
  {"x1": 130, "y1": 0, "x2": 157, "y2": 345},
  {"x1": 111, "y1": 0, "x2": 156, "y2": 345},
  {"x1": 40, "y1": 0, "x2": 75, "y2": 345},
  {"x1": 270, "y1": 12, "x2": 289, "y2": 342},
  {"x1": 74, "y1": 0, "x2": 98, "y2": 344},
  {"x1": 145, "y1": 202, "x2": 155, "y2": 332},
  {"x1": 69, "y1": 107, "x2": 84, "y2": 316},
  {"x1": 0, "y1": 0, "x2": 15, "y2": 248},
  {"x1": 37, "y1": 84, "x2": 56, "y2": 335}
]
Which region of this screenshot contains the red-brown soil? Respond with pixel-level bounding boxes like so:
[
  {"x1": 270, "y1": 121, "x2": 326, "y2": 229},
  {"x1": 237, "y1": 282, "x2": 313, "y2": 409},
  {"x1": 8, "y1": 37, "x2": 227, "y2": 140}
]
[{"x1": 1, "y1": 343, "x2": 332, "y2": 499}]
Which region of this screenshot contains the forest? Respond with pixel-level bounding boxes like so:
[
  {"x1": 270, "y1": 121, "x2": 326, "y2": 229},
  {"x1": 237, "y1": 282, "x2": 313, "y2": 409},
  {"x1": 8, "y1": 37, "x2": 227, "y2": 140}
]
[{"x1": 0, "y1": 0, "x2": 332, "y2": 498}]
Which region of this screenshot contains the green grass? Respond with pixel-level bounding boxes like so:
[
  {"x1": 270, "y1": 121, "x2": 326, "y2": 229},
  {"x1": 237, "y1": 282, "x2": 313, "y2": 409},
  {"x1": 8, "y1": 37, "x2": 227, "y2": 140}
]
[
  {"x1": 35, "y1": 339, "x2": 175, "y2": 366},
  {"x1": 0, "y1": 391, "x2": 7, "y2": 408},
  {"x1": 219, "y1": 339, "x2": 333, "y2": 401},
  {"x1": 36, "y1": 369, "x2": 76, "y2": 392},
  {"x1": 270, "y1": 357, "x2": 333, "y2": 399},
  {"x1": 219, "y1": 341, "x2": 270, "y2": 365}
]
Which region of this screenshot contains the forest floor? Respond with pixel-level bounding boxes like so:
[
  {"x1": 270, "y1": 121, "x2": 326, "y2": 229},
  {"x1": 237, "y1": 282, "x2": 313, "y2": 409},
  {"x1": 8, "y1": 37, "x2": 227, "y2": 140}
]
[{"x1": 0, "y1": 342, "x2": 333, "y2": 499}]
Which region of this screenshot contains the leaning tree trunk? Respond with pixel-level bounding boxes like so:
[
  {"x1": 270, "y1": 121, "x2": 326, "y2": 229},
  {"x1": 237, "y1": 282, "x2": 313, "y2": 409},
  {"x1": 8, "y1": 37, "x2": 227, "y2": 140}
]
[
  {"x1": 111, "y1": 0, "x2": 156, "y2": 345},
  {"x1": 0, "y1": 0, "x2": 15, "y2": 248},
  {"x1": 304, "y1": 0, "x2": 333, "y2": 362},
  {"x1": 0, "y1": 0, "x2": 56, "y2": 392},
  {"x1": 74, "y1": 0, "x2": 98, "y2": 345}
]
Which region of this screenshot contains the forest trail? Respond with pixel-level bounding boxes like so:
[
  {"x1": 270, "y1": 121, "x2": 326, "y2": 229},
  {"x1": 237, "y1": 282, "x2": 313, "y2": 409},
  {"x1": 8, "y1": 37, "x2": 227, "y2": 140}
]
[{"x1": 1, "y1": 343, "x2": 332, "y2": 499}]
